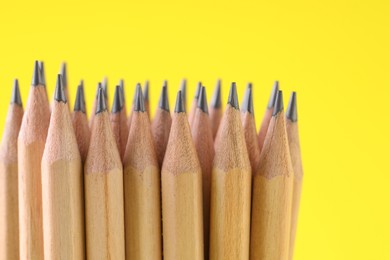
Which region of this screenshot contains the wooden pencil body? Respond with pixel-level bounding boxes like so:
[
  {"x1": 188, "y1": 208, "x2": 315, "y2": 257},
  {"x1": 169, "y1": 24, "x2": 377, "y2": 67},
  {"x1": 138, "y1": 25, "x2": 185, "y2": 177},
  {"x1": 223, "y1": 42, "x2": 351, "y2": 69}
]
[
  {"x1": 72, "y1": 111, "x2": 90, "y2": 162},
  {"x1": 151, "y1": 109, "x2": 171, "y2": 167},
  {"x1": 110, "y1": 109, "x2": 128, "y2": 161},
  {"x1": 258, "y1": 108, "x2": 272, "y2": 152},
  {"x1": 209, "y1": 107, "x2": 222, "y2": 139},
  {"x1": 41, "y1": 161, "x2": 84, "y2": 259},
  {"x1": 242, "y1": 112, "x2": 260, "y2": 174}
]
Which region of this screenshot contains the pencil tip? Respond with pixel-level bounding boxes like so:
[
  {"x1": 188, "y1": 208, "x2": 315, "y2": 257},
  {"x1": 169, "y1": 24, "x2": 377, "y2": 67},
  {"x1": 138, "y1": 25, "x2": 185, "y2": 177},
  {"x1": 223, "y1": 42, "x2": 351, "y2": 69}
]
[
  {"x1": 228, "y1": 82, "x2": 239, "y2": 109},
  {"x1": 272, "y1": 90, "x2": 284, "y2": 116},
  {"x1": 31, "y1": 60, "x2": 42, "y2": 87},
  {"x1": 134, "y1": 83, "x2": 145, "y2": 112},
  {"x1": 180, "y1": 79, "x2": 186, "y2": 105},
  {"x1": 267, "y1": 81, "x2": 279, "y2": 109},
  {"x1": 54, "y1": 74, "x2": 67, "y2": 103},
  {"x1": 195, "y1": 81, "x2": 202, "y2": 98},
  {"x1": 286, "y1": 92, "x2": 297, "y2": 122},
  {"x1": 211, "y1": 79, "x2": 222, "y2": 108},
  {"x1": 74, "y1": 84, "x2": 86, "y2": 113},
  {"x1": 38, "y1": 61, "x2": 46, "y2": 86},
  {"x1": 59, "y1": 62, "x2": 68, "y2": 88},
  {"x1": 112, "y1": 85, "x2": 124, "y2": 113},
  {"x1": 143, "y1": 80, "x2": 149, "y2": 101},
  {"x1": 197, "y1": 86, "x2": 208, "y2": 113},
  {"x1": 102, "y1": 77, "x2": 108, "y2": 98},
  {"x1": 96, "y1": 87, "x2": 107, "y2": 114},
  {"x1": 175, "y1": 90, "x2": 185, "y2": 113},
  {"x1": 159, "y1": 85, "x2": 170, "y2": 112},
  {"x1": 11, "y1": 79, "x2": 22, "y2": 106},
  {"x1": 119, "y1": 79, "x2": 125, "y2": 103},
  {"x1": 242, "y1": 83, "x2": 254, "y2": 114}
]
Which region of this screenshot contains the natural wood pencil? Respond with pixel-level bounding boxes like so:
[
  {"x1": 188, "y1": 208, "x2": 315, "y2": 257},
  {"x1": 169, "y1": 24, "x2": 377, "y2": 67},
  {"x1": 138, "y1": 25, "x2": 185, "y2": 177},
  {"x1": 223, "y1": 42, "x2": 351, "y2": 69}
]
[
  {"x1": 151, "y1": 83, "x2": 172, "y2": 167},
  {"x1": 18, "y1": 61, "x2": 51, "y2": 260},
  {"x1": 71, "y1": 82, "x2": 90, "y2": 162},
  {"x1": 188, "y1": 81, "x2": 202, "y2": 125},
  {"x1": 102, "y1": 76, "x2": 110, "y2": 109},
  {"x1": 180, "y1": 79, "x2": 187, "y2": 111},
  {"x1": 161, "y1": 91, "x2": 204, "y2": 260},
  {"x1": 38, "y1": 61, "x2": 49, "y2": 104},
  {"x1": 209, "y1": 79, "x2": 222, "y2": 139},
  {"x1": 60, "y1": 62, "x2": 70, "y2": 106},
  {"x1": 143, "y1": 80, "x2": 150, "y2": 118},
  {"x1": 41, "y1": 75, "x2": 85, "y2": 259},
  {"x1": 123, "y1": 84, "x2": 162, "y2": 260},
  {"x1": 241, "y1": 83, "x2": 260, "y2": 174},
  {"x1": 119, "y1": 79, "x2": 128, "y2": 118},
  {"x1": 250, "y1": 90, "x2": 294, "y2": 260},
  {"x1": 89, "y1": 83, "x2": 102, "y2": 128},
  {"x1": 286, "y1": 92, "x2": 303, "y2": 260},
  {"x1": 209, "y1": 83, "x2": 251, "y2": 260},
  {"x1": 110, "y1": 85, "x2": 129, "y2": 161},
  {"x1": 191, "y1": 86, "x2": 214, "y2": 259},
  {"x1": 84, "y1": 87, "x2": 125, "y2": 260},
  {"x1": 0, "y1": 80, "x2": 23, "y2": 260},
  {"x1": 258, "y1": 81, "x2": 279, "y2": 152}
]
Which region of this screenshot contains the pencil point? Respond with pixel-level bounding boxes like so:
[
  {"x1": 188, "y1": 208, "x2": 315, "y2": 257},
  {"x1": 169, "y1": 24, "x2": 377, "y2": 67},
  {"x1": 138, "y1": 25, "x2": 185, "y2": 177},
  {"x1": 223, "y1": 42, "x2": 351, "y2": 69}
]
[
  {"x1": 54, "y1": 74, "x2": 67, "y2": 103},
  {"x1": 39, "y1": 61, "x2": 46, "y2": 86},
  {"x1": 96, "y1": 87, "x2": 107, "y2": 114},
  {"x1": 11, "y1": 79, "x2": 22, "y2": 106},
  {"x1": 211, "y1": 79, "x2": 222, "y2": 108},
  {"x1": 197, "y1": 87, "x2": 208, "y2": 114},
  {"x1": 195, "y1": 81, "x2": 202, "y2": 98},
  {"x1": 267, "y1": 81, "x2": 279, "y2": 109},
  {"x1": 180, "y1": 79, "x2": 186, "y2": 105},
  {"x1": 134, "y1": 83, "x2": 145, "y2": 112},
  {"x1": 163, "y1": 80, "x2": 168, "y2": 88},
  {"x1": 242, "y1": 83, "x2": 254, "y2": 114},
  {"x1": 102, "y1": 77, "x2": 108, "y2": 99},
  {"x1": 228, "y1": 82, "x2": 239, "y2": 109},
  {"x1": 31, "y1": 60, "x2": 42, "y2": 87},
  {"x1": 175, "y1": 90, "x2": 185, "y2": 113},
  {"x1": 286, "y1": 92, "x2": 297, "y2": 122},
  {"x1": 159, "y1": 85, "x2": 170, "y2": 112},
  {"x1": 74, "y1": 84, "x2": 86, "y2": 113},
  {"x1": 60, "y1": 62, "x2": 68, "y2": 88},
  {"x1": 112, "y1": 85, "x2": 124, "y2": 113},
  {"x1": 272, "y1": 90, "x2": 284, "y2": 116},
  {"x1": 119, "y1": 79, "x2": 126, "y2": 103},
  {"x1": 143, "y1": 80, "x2": 149, "y2": 102}
]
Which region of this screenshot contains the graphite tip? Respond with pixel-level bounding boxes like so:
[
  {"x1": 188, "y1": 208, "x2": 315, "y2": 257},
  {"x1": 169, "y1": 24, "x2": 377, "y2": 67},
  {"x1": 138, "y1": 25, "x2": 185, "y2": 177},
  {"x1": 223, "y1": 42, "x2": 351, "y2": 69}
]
[
  {"x1": 102, "y1": 77, "x2": 108, "y2": 98},
  {"x1": 286, "y1": 91, "x2": 297, "y2": 122},
  {"x1": 134, "y1": 83, "x2": 145, "y2": 112},
  {"x1": 74, "y1": 83, "x2": 86, "y2": 113},
  {"x1": 11, "y1": 79, "x2": 22, "y2": 106},
  {"x1": 272, "y1": 90, "x2": 284, "y2": 116},
  {"x1": 175, "y1": 90, "x2": 185, "y2": 113},
  {"x1": 31, "y1": 60, "x2": 42, "y2": 87},
  {"x1": 267, "y1": 81, "x2": 279, "y2": 109},
  {"x1": 197, "y1": 86, "x2": 208, "y2": 114},
  {"x1": 119, "y1": 79, "x2": 125, "y2": 103},
  {"x1": 39, "y1": 61, "x2": 46, "y2": 86},
  {"x1": 158, "y1": 85, "x2": 170, "y2": 112},
  {"x1": 211, "y1": 79, "x2": 222, "y2": 108},
  {"x1": 163, "y1": 80, "x2": 168, "y2": 88},
  {"x1": 112, "y1": 85, "x2": 124, "y2": 113},
  {"x1": 96, "y1": 87, "x2": 107, "y2": 114},
  {"x1": 241, "y1": 83, "x2": 254, "y2": 114},
  {"x1": 143, "y1": 80, "x2": 149, "y2": 102},
  {"x1": 180, "y1": 79, "x2": 186, "y2": 106},
  {"x1": 59, "y1": 62, "x2": 68, "y2": 88},
  {"x1": 195, "y1": 81, "x2": 202, "y2": 98},
  {"x1": 54, "y1": 74, "x2": 67, "y2": 103},
  {"x1": 227, "y1": 82, "x2": 239, "y2": 109}
]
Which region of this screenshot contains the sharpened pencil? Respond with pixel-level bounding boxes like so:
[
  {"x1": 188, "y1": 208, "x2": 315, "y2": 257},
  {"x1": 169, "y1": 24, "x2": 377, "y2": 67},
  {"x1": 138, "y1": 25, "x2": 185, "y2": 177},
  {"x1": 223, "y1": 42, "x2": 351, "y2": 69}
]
[
  {"x1": 89, "y1": 83, "x2": 102, "y2": 128},
  {"x1": 188, "y1": 81, "x2": 202, "y2": 125},
  {"x1": 143, "y1": 80, "x2": 150, "y2": 118},
  {"x1": 209, "y1": 79, "x2": 222, "y2": 139}
]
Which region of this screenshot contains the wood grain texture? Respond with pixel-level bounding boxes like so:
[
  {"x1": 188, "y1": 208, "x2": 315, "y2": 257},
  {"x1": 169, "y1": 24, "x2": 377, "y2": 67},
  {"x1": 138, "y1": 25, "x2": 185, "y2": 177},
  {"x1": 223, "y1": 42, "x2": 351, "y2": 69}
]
[
  {"x1": 257, "y1": 108, "x2": 273, "y2": 152},
  {"x1": 241, "y1": 111, "x2": 260, "y2": 175},
  {"x1": 162, "y1": 113, "x2": 204, "y2": 260},
  {"x1": 209, "y1": 107, "x2": 222, "y2": 140},
  {"x1": 250, "y1": 112, "x2": 293, "y2": 260},
  {"x1": 210, "y1": 105, "x2": 251, "y2": 260},
  {"x1": 41, "y1": 102, "x2": 85, "y2": 260},
  {"x1": 110, "y1": 108, "x2": 129, "y2": 161},
  {"x1": 191, "y1": 107, "x2": 214, "y2": 258},
  {"x1": 286, "y1": 120, "x2": 303, "y2": 260},
  {"x1": 18, "y1": 86, "x2": 50, "y2": 260},
  {"x1": 0, "y1": 104, "x2": 23, "y2": 260},
  {"x1": 151, "y1": 109, "x2": 172, "y2": 167},
  {"x1": 85, "y1": 111, "x2": 125, "y2": 260},
  {"x1": 72, "y1": 110, "x2": 90, "y2": 162},
  {"x1": 123, "y1": 111, "x2": 162, "y2": 260}
]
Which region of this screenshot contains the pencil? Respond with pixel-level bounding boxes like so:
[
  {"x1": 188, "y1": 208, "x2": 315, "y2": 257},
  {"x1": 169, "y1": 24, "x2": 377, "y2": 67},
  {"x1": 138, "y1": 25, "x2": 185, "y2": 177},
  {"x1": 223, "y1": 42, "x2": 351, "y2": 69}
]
[
  {"x1": 123, "y1": 84, "x2": 162, "y2": 260},
  {"x1": 102, "y1": 76, "x2": 110, "y2": 109},
  {"x1": 143, "y1": 80, "x2": 150, "y2": 118},
  {"x1": 89, "y1": 82, "x2": 102, "y2": 128},
  {"x1": 188, "y1": 81, "x2": 202, "y2": 124},
  {"x1": 191, "y1": 86, "x2": 214, "y2": 258},
  {"x1": 151, "y1": 83, "x2": 172, "y2": 167},
  {"x1": 119, "y1": 79, "x2": 128, "y2": 118},
  {"x1": 286, "y1": 92, "x2": 303, "y2": 260},
  {"x1": 110, "y1": 85, "x2": 129, "y2": 161},
  {"x1": 209, "y1": 79, "x2": 222, "y2": 139},
  {"x1": 250, "y1": 90, "x2": 293, "y2": 260},
  {"x1": 18, "y1": 61, "x2": 51, "y2": 259},
  {"x1": 0, "y1": 80, "x2": 23, "y2": 260},
  {"x1": 41, "y1": 75, "x2": 85, "y2": 259},
  {"x1": 59, "y1": 62, "x2": 70, "y2": 107},
  {"x1": 180, "y1": 79, "x2": 187, "y2": 111},
  {"x1": 258, "y1": 81, "x2": 279, "y2": 152},
  {"x1": 84, "y1": 87, "x2": 125, "y2": 259},
  {"x1": 209, "y1": 82, "x2": 251, "y2": 260},
  {"x1": 241, "y1": 83, "x2": 260, "y2": 174},
  {"x1": 161, "y1": 91, "x2": 204, "y2": 260},
  {"x1": 71, "y1": 81, "x2": 90, "y2": 162},
  {"x1": 38, "y1": 61, "x2": 49, "y2": 103}
]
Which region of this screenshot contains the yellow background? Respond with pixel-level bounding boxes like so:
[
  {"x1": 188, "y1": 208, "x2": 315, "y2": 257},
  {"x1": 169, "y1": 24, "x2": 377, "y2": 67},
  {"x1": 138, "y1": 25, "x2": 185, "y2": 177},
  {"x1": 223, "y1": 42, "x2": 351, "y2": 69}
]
[{"x1": 0, "y1": 0, "x2": 389, "y2": 259}]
